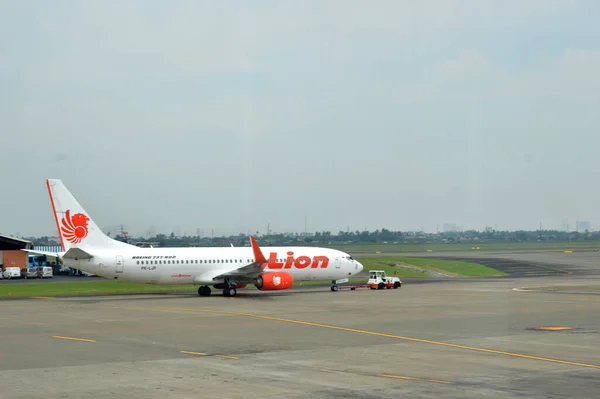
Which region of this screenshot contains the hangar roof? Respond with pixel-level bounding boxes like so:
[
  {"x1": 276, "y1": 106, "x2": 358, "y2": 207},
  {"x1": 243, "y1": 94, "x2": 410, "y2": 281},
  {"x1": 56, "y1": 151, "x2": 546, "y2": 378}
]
[{"x1": 0, "y1": 234, "x2": 34, "y2": 251}]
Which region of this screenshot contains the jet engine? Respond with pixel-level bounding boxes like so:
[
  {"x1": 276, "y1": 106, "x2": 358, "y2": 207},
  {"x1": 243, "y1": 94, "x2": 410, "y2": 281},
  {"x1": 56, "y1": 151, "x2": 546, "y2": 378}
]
[{"x1": 254, "y1": 272, "x2": 293, "y2": 291}]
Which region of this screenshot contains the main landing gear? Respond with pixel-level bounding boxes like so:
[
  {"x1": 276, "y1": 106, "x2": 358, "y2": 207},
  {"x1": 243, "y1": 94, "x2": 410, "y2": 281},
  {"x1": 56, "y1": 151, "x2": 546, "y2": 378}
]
[
  {"x1": 198, "y1": 280, "x2": 238, "y2": 297},
  {"x1": 221, "y1": 278, "x2": 237, "y2": 297}
]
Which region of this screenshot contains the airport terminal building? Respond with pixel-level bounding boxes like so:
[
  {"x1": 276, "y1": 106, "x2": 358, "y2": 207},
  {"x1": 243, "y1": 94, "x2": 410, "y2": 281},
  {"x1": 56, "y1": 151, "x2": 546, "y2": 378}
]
[
  {"x1": 0, "y1": 234, "x2": 34, "y2": 270},
  {"x1": 0, "y1": 234, "x2": 62, "y2": 273}
]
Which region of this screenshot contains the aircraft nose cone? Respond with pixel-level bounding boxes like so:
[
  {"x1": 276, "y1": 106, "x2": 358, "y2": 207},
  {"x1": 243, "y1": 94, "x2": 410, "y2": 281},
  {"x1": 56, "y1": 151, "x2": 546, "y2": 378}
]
[{"x1": 356, "y1": 261, "x2": 364, "y2": 273}]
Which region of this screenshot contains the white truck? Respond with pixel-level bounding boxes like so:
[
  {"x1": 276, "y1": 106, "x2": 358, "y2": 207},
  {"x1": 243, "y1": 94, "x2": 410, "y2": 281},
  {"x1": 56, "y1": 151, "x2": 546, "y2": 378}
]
[{"x1": 367, "y1": 270, "x2": 402, "y2": 290}]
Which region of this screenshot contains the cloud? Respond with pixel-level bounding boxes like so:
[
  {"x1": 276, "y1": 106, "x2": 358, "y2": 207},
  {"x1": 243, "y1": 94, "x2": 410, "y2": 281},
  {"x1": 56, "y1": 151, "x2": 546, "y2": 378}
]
[
  {"x1": 1, "y1": 0, "x2": 599, "y2": 235},
  {"x1": 3, "y1": 1, "x2": 582, "y2": 84}
]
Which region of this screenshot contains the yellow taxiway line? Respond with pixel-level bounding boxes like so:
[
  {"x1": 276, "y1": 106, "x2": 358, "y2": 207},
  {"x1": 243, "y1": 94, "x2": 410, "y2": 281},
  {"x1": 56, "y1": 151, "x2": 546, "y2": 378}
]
[
  {"x1": 110, "y1": 305, "x2": 600, "y2": 370},
  {"x1": 180, "y1": 351, "x2": 238, "y2": 359},
  {"x1": 378, "y1": 374, "x2": 453, "y2": 384},
  {"x1": 52, "y1": 335, "x2": 96, "y2": 343},
  {"x1": 180, "y1": 351, "x2": 207, "y2": 356}
]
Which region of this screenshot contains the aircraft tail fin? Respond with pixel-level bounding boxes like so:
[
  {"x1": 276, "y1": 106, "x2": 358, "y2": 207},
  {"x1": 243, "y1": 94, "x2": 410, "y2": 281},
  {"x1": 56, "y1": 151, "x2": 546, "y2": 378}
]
[{"x1": 46, "y1": 179, "x2": 134, "y2": 252}]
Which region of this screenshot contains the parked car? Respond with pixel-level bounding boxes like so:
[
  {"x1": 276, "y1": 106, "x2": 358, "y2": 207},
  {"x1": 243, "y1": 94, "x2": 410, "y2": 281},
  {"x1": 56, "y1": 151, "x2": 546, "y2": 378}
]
[
  {"x1": 2, "y1": 267, "x2": 21, "y2": 279},
  {"x1": 41, "y1": 266, "x2": 53, "y2": 278},
  {"x1": 26, "y1": 267, "x2": 41, "y2": 279}
]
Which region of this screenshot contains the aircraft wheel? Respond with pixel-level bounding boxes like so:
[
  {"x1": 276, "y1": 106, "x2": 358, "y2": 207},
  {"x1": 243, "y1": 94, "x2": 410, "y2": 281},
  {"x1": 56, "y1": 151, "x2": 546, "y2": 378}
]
[
  {"x1": 198, "y1": 286, "x2": 211, "y2": 296},
  {"x1": 330, "y1": 285, "x2": 339, "y2": 292},
  {"x1": 223, "y1": 287, "x2": 237, "y2": 297}
]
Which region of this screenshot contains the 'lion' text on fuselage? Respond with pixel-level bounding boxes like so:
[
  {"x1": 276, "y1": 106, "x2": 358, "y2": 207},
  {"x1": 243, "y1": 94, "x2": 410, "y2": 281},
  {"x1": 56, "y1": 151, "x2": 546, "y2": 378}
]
[{"x1": 266, "y1": 252, "x2": 329, "y2": 269}]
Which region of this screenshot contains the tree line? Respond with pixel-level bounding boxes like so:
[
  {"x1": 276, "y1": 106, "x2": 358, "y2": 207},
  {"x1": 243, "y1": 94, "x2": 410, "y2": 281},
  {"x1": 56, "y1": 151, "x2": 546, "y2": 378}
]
[{"x1": 26, "y1": 228, "x2": 598, "y2": 248}]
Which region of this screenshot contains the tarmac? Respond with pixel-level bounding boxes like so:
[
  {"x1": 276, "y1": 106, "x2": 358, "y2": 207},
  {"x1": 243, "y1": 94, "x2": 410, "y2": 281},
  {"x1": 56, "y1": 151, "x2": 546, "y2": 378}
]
[{"x1": 1, "y1": 251, "x2": 600, "y2": 398}]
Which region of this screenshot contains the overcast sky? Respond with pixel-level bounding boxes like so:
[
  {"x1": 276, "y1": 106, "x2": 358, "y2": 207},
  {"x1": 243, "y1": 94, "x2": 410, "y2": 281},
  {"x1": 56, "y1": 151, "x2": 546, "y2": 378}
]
[{"x1": 1, "y1": 0, "x2": 599, "y2": 238}]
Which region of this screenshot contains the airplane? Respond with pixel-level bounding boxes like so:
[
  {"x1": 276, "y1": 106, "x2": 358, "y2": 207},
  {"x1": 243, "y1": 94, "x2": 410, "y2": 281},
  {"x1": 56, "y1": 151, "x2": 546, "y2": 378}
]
[{"x1": 25, "y1": 179, "x2": 364, "y2": 297}]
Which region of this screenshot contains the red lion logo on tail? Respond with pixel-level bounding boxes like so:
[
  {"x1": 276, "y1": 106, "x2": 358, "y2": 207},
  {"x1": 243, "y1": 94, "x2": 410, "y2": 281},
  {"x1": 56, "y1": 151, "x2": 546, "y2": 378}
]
[{"x1": 61, "y1": 209, "x2": 90, "y2": 244}]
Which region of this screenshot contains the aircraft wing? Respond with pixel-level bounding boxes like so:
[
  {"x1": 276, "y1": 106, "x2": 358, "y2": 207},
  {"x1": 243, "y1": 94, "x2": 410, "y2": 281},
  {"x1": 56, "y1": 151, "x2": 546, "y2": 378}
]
[{"x1": 210, "y1": 236, "x2": 268, "y2": 281}]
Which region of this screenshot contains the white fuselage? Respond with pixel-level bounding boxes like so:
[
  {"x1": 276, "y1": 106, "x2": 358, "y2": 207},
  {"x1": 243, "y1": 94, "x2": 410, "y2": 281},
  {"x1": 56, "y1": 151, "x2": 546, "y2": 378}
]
[{"x1": 61, "y1": 246, "x2": 362, "y2": 285}]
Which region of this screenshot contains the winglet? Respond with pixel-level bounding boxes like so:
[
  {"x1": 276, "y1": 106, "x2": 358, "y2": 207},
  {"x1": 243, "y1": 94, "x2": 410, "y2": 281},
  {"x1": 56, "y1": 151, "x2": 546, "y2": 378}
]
[{"x1": 249, "y1": 236, "x2": 267, "y2": 264}]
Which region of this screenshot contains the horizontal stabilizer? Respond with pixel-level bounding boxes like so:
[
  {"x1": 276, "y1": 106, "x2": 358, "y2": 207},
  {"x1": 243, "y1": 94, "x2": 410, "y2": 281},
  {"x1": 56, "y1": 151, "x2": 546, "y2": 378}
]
[
  {"x1": 62, "y1": 247, "x2": 93, "y2": 260},
  {"x1": 21, "y1": 249, "x2": 62, "y2": 257}
]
